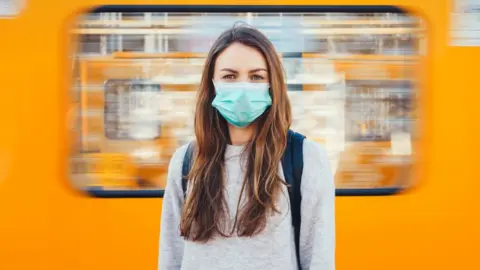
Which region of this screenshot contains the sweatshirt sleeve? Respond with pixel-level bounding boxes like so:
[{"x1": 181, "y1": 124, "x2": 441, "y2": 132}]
[
  {"x1": 299, "y1": 139, "x2": 336, "y2": 270},
  {"x1": 158, "y1": 144, "x2": 189, "y2": 270}
]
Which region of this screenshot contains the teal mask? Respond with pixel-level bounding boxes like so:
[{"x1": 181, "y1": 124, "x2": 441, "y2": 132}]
[{"x1": 211, "y1": 82, "x2": 272, "y2": 128}]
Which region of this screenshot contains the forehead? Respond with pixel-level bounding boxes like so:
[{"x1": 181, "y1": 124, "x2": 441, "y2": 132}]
[{"x1": 215, "y1": 42, "x2": 267, "y2": 71}]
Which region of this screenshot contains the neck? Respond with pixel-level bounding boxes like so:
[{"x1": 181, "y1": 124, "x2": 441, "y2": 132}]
[{"x1": 228, "y1": 124, "x2": 255, "y2": 145}]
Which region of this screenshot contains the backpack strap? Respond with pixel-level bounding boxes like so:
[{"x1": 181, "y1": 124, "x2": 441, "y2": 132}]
[
  {"x1": 281, "y1": 129, "x2": 306, "y2": 270},
  {"x1": 181, "y1": 142, "x2": 195, "y2": 199}
]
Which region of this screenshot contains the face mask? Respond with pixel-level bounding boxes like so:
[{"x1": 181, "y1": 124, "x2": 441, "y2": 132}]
[{"x1": 211, "y1": 81, "x2": 272, "y2": 128}]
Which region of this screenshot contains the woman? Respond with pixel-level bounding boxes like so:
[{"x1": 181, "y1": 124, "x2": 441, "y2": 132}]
[{"x1": 159, "y1": 25, "x2": 335, "y2": 270}]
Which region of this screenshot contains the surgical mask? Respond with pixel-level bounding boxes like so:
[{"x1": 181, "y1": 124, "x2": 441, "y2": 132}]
[{"x1": 211, "y1": 81, "x2": 272, "y2": 128}]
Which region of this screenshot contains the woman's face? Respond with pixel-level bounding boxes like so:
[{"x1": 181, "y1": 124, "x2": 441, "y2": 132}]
[{"x1": 213, "y1": 42, "x2": 269, "y2": 84}]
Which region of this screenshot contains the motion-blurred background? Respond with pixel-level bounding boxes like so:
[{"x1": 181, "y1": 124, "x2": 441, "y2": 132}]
[{"x1": 69, "y1": 11, "x2": 422, "y2": 195}]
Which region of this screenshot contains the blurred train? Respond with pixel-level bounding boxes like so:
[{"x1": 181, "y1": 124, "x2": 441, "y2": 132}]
[{"x1": 0, "y1": 1, "x2": 479, "y2": 270}]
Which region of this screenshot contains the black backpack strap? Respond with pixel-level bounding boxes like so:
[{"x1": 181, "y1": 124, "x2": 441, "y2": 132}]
[
  {"x1": 182, "y1": 142, "x2": 195, "y2": 199},
  {"x1": 281, "y1": 129, "x2": 306, "y2": 270}
]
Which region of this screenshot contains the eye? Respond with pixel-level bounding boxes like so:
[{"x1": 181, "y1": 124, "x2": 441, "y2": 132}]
[
  {"x1": 222, "y1": 74, "x2": 236, "y2": 80},
  {"x1": 251, "y1": 74, "x2": 264, "y2": 80}
]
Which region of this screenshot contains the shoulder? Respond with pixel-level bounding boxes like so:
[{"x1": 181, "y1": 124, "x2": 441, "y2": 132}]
[
  {"x1": 301, "y1": 138, "x2": 334, "y2": 194},
  {"x1": 302, "y1": 139, "x2": 330, "y2": 167},
  {"x1": 169, "y1": 143, "x2": 190, "y2": 166},
  {"x1": 165, "y1": 143, "x2": 191, "y2": 186}
]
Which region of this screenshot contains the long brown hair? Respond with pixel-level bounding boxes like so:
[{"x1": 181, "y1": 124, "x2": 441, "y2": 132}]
[{"x1": 180, "y1": 25, "x2": 292, "y2": 242}]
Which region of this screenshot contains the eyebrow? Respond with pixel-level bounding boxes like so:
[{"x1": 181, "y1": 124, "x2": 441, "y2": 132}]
[{"x1": 219, "y1": 68, "x2": 268, "y2": 73}]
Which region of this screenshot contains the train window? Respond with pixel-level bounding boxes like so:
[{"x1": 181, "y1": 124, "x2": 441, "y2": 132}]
[
  {"x1": 79, "y1": 35, "x2": 102, "y2": 55},
  {"x1": 0, "y1": 0, "x2": 24, "y2": 17},
  {"x1": 68, "y1": 6, "x2": 423, "y2": 197},
  {"x1": 121, "y1": 35, "x2": 146, "y2": 52}
]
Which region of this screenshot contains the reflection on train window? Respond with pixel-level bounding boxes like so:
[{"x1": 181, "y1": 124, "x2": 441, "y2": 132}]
[
  {"x1": 104, "y1": 80, "x2": 162, "y2": 140},
  {"x1": 80, "y1": 35, "x2": 102, "y2": 55},
  {"x1": 69, "y1": 9, "x2": 424, "y2": 196},
  {"x1": 122, "y1": 35, "x2": 146, "y2": 52}
]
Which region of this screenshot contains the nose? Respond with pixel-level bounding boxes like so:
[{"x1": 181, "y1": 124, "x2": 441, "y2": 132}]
[{"x1": 236, "y1": 74, "x2": 251, "y2": 82}]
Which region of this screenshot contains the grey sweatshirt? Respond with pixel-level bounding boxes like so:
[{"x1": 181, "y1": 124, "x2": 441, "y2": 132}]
[{"x1": 158, "y1": 139, "x2": 335, "y2": 270}]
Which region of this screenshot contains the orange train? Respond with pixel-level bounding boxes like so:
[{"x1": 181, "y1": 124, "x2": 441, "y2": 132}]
[{"x1": 0, "y1": 1, "x2": 479, "y2": 270}]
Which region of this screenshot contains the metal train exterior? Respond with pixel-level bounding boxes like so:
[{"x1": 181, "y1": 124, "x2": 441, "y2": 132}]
[{"x1": 0, "y1": 0, "x2": 479, "y2": 270}]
